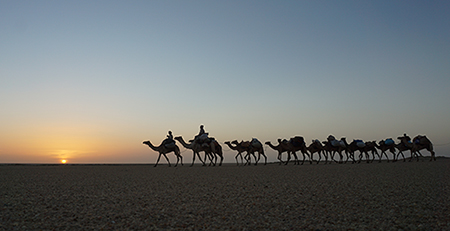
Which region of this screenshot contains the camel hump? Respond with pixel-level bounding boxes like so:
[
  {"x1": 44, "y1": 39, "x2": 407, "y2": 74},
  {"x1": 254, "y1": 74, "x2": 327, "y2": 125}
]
[
  {"x1": 413, "y1": 135, "x2": 430, "y2": 144},
  {"x1": 290, "y1": 137, "x2": 305, "y2": 147},
  {"x1": 241, "y1": 141, "x2": 251, "y2": 148},
  {"x1": 251, "y1": 138, "x2": 262, "y2": 148},
  {"x1": 327, "y1": 135, "x2": 336, "y2": 141},
  {"x1": 354, "y1": 139, "x2": 366, "y2": 148},
  {"x1": 165, "y1": 142, "x2": 176, "y2": 149},
  {"x1": 162, "y1": 138, "x2": 175, "y2": 147},
  {"x1": 330, "y1": 140, "x2": 340, "y2": 147},
  {"x1": 385, "y1": 138, "x2": 394, "y2": 145}
]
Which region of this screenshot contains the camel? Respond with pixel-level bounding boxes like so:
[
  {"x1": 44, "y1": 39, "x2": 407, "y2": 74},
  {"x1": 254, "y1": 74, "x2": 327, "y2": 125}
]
[
  {"x1": 395, "y1": 139, "x2": 413, "y2": 162},
  {"x1": 142, "y1": 140, "x2": 182, "y2": 167},
  {"x1": 208, "y1": 138, "x2": 224, "y2": 166},
  {"x1": 174, "y1": 136, "x2": 207, "y2": 166},
  {"x1": 244, "y1": 138, "x2": 267, "y2": 165},
  {"x1": 177, "y1": 136, "x2": 224, "y2": 166},
  {"x1": 364, "y1": 141, "x2": 383, "y2": 162},
  {"x1": 412, "y1": 135, "x2": 436, "y2": 161},
  {"x1": 339, "y1": 138, "x2": 357, "y2": 164},
  {"x1": 277, "y1": 139, "x2": 299, "y2": 165},
  {"x1": 345, "y1": 139, "x2": 370, "y2": 163},
  {"x1": 396, "y1": 135, "x2": 420, "y2": 161},
  {"x1": 376, "y1": 139, "x2": 397, "y2": 161},
  {"x1": 279, "y1": 136, "x2": 311, "y2": 165},
  {"x1": 307, "y1": 139, "x2": 327, "y2": 164},
  {"x1": 231, "y1": 140, "x2": 262, "y2": 166},
  {"x1": 265, "y1": 141, "x2": 289, "y2": 164},
  {"x1": 322, "y1": 136, "x2": 347, "y2": 164},
  {"x1": 224, "y1": 140, "x2": 251, "y2": 166}
]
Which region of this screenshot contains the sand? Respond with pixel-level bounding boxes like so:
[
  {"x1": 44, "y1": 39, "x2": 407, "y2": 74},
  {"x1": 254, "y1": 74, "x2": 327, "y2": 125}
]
[{"x1": 1, "y1": 159, "x2": 449, "y2": 230}]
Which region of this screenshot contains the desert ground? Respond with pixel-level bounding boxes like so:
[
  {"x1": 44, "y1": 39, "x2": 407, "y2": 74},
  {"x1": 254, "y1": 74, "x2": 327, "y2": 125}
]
[{"x1": 1, "y1": 158, "x2": 449, "y2": 230}]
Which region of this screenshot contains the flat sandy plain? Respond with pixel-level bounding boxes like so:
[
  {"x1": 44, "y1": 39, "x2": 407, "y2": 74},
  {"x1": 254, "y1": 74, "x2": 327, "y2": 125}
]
[{"x1": 1, "y1": 158, "x2": 449, "y2": 230}]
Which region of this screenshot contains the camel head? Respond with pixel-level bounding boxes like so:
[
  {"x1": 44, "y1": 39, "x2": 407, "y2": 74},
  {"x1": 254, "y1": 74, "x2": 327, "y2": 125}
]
[
  {"x1": 231, "y1": 140, "x2": 240, "y2": 145},
  {"x1": 143, "y1": 141, "x2": 150, "y2": 145}
]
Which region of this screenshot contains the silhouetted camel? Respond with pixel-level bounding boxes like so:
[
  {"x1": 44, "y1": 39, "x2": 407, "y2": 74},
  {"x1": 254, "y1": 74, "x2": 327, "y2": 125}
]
[
  {"x1": 143, "y1": 140, "x2": 182, "y2": 167},
  {"x1": 265, "y1": 141, "x2": 289, "y2": 164}
]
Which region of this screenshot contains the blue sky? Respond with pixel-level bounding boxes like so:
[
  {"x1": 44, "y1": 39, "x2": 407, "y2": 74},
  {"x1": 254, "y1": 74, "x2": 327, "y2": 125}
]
[{"x1": 1, "y1": 0, "x2": 449, "y2": 163}]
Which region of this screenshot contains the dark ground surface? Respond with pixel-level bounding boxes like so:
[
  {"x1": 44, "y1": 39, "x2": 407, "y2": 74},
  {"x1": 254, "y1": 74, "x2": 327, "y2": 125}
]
[{"x1": 1, "y1": 158, "x2": 449, "y2": 230}]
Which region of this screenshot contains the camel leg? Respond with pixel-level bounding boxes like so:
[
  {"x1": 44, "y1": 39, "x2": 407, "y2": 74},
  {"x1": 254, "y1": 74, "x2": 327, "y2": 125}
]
[
  {"x1": 204, "y1": 152, "x2": 210, "y2": 165},
  {"x1": 190, "y1": 151, "x2": 196, "y2": 167},
  {"x1": 244, "y1": 153, "x2": 250, "y2": 166},
  {"x1": 371, "y1": 151, "x2": 377, "y2": 163},
  {"x1": 292, "y1": 152, "x2": 299, "y2": 165},
  {"x1": 330, "y1": 151, "x2": 337, "y2": 163},
  {"x1": 162, "y1": 153, "x2": 171, "y2": 167},
  {"x1": 310, "y1": 152, "x2": 315, "y2": 163},
  {"x1": 343, "y1": 151, "x2": 349, "y2": 164},
  {"x1": 358, "y1": 152, "x2": 363, "y2": 163},
  {"x1": 382, "y1": 151, "x2": 388, "y2": 162},
  {"x1": 409, "y1": 151, "x2": 414, "y2": 162},
  {"x1": 391, "y1": 151, "x2": 396, "y2": 162},
  {"x1": 262, "y1": 153, "x2": 267, "y2": 165},
  {"x1": 285, "y1": 152, "x2": 291, "y2": 165},
  {"x1": 154, "y1": 154, "x2": 162, "y2": 167},
  {"x1": 398, "y1": 152, "x2": 405, "y2": 162},
  {"x1": 382, "y1": 151, "x2": 387, "y2": 162},
  {"x1": 277, "y1": 152, "x2": 283, "y2": 165},
  {"x1": 338, "y1": 152, "x2": 343, "y2": 164},
  {"x1": 207, "y1": 152, "x2": 215, "y2": 166},
  {"x1": 430, "y1": 150, "x2": 436, "y2": 161},
  {"x1": 198, "y1": 152, "x2": 206, "y2": 166},
  {"x1": 174, "y1": 152, "x2": 181, "y2": 167},
  {"x1": 219, "y1": 154, "x2": 223, "y2": 166},
  {"x1": 235, "y1": 153, "x2": 241, "y2": 166},
  {"x1": 252, "y1": 153, "x2": 258, "y2": 165},
  {"x1": 389, "y1": 150, "x2": 395, "y2": 162},
  {"x1": 191, "y1": 151, "x2": 203, "y2": 167},
  {"x1": 301, "y1": 152, "x2": 306, "y2": 165},
  {"x1": 305, "y1": 152, "x2": 312, "y2": 164},
  {"x1": 200, "y1": 152, "x2": 207, "y2": 166},
  {"x1": 344, "y1": 151, "x2": 349, "y2": 164},
  {"x1": 324, "y1": 151, "x2": 330, "y2": 164},
  {"x1": 213, "y1": 153, "x2": 218, "y2": 166},
  {"x1": 255, "y1": 153, "x2": 261, "y2": 165},
  {"x1": 417, "y1": 150, "x2": 425, "y2": 161}
]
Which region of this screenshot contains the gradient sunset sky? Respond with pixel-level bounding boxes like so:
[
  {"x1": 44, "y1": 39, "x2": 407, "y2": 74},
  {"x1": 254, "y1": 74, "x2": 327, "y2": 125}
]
[{"x1": 1, "y1": 1, "x2": 449, "y2": 164}]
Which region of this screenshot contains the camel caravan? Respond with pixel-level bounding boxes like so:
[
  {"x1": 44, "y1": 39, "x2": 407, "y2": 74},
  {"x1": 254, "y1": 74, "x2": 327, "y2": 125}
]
[{"x1": 143, "y1": 125, "x2": 436, "y2": 167}]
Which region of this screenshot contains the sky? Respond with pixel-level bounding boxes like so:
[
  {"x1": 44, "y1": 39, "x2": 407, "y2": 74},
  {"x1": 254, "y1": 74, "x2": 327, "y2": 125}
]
[{"x1": 1, "y1": 0, "x2": 449, "y2": 164}]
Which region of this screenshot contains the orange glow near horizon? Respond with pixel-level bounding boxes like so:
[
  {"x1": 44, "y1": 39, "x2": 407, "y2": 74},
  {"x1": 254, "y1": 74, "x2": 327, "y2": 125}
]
[{"x1": 61, "y1": 159, "x2": 67, "y2": 164}]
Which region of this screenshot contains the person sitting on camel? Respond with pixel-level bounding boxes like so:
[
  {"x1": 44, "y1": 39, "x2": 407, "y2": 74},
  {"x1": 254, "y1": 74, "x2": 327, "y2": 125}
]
[
  {"x1": 194, "y1": 125, "x2": 209, "y2": 143},
  {"x1": 162, "y1": 130, "x2": 175, "y2": 148}
]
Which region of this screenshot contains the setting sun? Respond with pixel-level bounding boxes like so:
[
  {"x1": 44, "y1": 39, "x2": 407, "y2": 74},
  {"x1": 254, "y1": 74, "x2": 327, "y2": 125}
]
[{"x1": 61, "y1": 160, "x2": 67, "y2": 164}]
